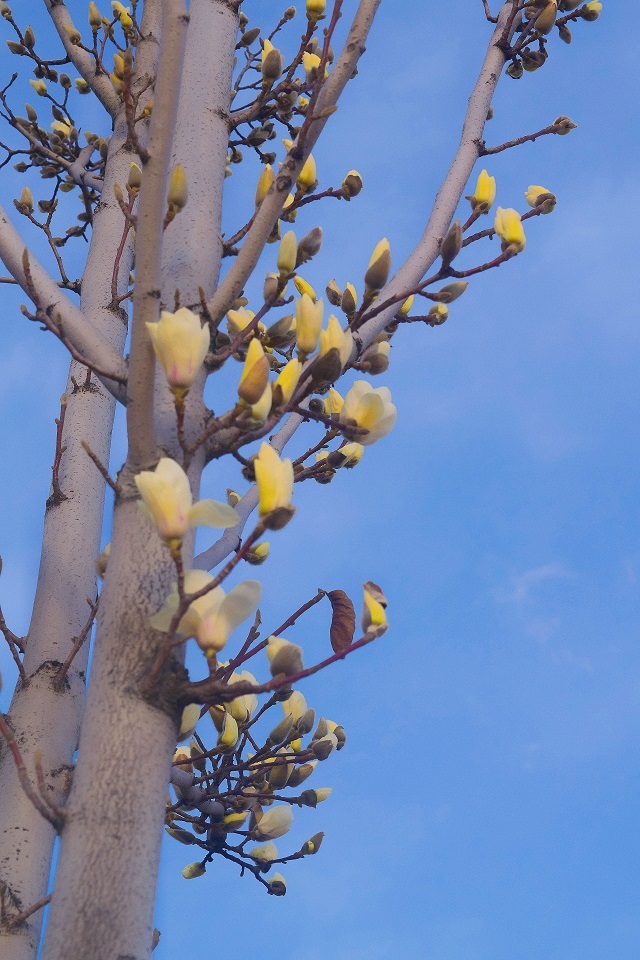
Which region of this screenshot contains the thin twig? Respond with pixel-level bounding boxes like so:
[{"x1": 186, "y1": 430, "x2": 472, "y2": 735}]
[
  {"x1": 4, "y1": 893, "x2": 52, "y2": 931},
  {"x1": 81, "y1": 441, "x2": 120, "y2": 494},
  {"x1": 0, "y1": 715, "x2": 63, "y2": 831},
  {"x1": 54, "y1": 597, "x2": 100, "y2": 690},
  {"x1": 480, "y1": 120, "x2": 566, "y2": 155},
  {"x1": 0, "y1": 605, "x2": 27, "y2": 686}
]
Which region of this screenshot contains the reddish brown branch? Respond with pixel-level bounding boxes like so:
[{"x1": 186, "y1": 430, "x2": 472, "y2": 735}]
[
  {"x1": 0, "y1": 605, "x2": 28, "y2": 687},
  {"x1": 47, "y1": 395, "x2": 69, "y2": 508},
  {"x1": 0, "y1": 715, "x2": 63, "y2": 831},
  {"x1": 178, "y1": 629, "x2": 381, "y2": 707},
  {"x1": 54, "y1": 596, "x2": 100, "y2": 690},
  {"x1": 81, "y1": 441, "x2": 120, "y2": 494}
]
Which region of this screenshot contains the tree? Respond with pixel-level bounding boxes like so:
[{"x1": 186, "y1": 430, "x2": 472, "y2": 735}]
[{"x1": 0, "y1": 1, "x2": 608, "y2": 958}]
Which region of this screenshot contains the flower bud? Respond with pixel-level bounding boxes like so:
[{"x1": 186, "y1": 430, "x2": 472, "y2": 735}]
[
  {"x1": 29, "y1": 78, "x2": 47, "y2": 96},
  {"x1": 272, "y1": 358, "x2": 302, "y2": 407},
  {"x1": 364, "y1": 238, "x2": 391, "y2": 292},
  {"x1": 277, "y1": 229, "x2": 297, "y2": 276},
  {"x1": 245, "y1": 540, "x2": 270, "y2": 566},
  {"x1": 181, "y1": 861, "x2": 206, "y2": 879},
  {"x1": 306, "y1": 0, "x2": 326, "y2": 20},
  {"x1": 297, "y1": 226, "x2": 323, "y2": 264},
  {"x1": 524, "y1": 185, "x2": 556, "y2": 213},
  {"x1": 428, "y1": 303, "x2": 449, "y2": 325},
  {"x1": 581, "y1": 1, "x2": 602, "y2": 20},
  {"x1": 440, "y1": 219, "x2": 462, "y2": 267},
  {"x1": 88, "y1": 2, "x2": 102, "y2": 28},
  {"x1": 300, "y1": 831, "x2": 324, "y2": 855},
  {"x1": 341, "y1": 169, "x2": 363, "y2": 200},
  {"x1": 267, "y1": 636, "x2": 304, "y2": 677},
  {"x1": 261, "y1": 40, "x2": 284, "y2": 84},
  {"x1": 297, "y1": 153, "x2": 317, "y2": 193},
  {"x1": 238, "y1": 338, "x2": 270, "y2": 405},
  {"x1": 534, "y1": 2, "x2": 557, "y2": 34},
  {"x1": 167, "y1": 164, "x2": 187, "y2": 214},
  {"x1": 326, "y1": 279, "x2": 342, "y2": 305},
  {"x1": 255, "y1": 163, "x2": 274, "y2": 207},
  {"x1": 553, "y1": 115, "x2": 577, "y2": 135},
  {"x1": 288, "y1": 761, "x2": 318, "y2": 787},
  {"x1": 15, "y1": 185, "x2": 34, "y2": 214},
  {"x1": 341, "y1": 282, "x2": 358, "y2": 316},
  {"x1": 267, "y1": 872, "x2": 287, "y2": 896},
  {"x1": 431, "y1": 281, "x2": 468, "y2": 304},
  {"x1": 506, "y1": 59, "x2": 523, "y2": 79}
]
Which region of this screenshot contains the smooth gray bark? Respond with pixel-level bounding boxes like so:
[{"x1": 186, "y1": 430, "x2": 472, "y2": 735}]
[{"x1": 40, "y1": 4, "x2": 238, "y2": 958}]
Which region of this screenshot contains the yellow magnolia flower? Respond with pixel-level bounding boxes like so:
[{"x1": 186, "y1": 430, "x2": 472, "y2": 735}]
[
  {"x1": 178, "y1": 703, "x2": 201, "y2": 740},
  {"x1": 146, "y1": 307, "x2": 209, "y2": 393},
  {"x1": 340, "y1": 380, "x2": 397, "y2": 446},
  {"x1": 361, "y1": 581, "x2": 388, "y2": 637},
  {"x1": 524, "y1": 184, "x2": 556, "y2": 212},
  {"x1": 324, "y1": 387, "x2": 344, "y2": 416},
  {"x1": 306, "y1": 0, "x2": 326, "y2": 19},
  {"x1": 400, "y1": 294, "x2": 414, "y2": 316},
  {"x1": 218, "y1": 711, "x2": 239, "y2": 751},
  {"x1": 254, "y1": 443, "x2": 294, "y2": 522},
  {"x1": 277, "y1": 230, "x2": 297, "y2": 276},
  {"x1": 319, "y1": 315, "x2": 352, "y2": 371},
  {"x1": 225, "y1": 669, "x2": 259, "y2": 722},
  {"x1": 29, "y1": 78, "x2": 47, "y2": 96},
  {"x1": 273, "y1": 358, "x2": 302, "y2": 407},
  {"x1": 51, "y1": 120, "x2": 71, "y2": 138},
  {"x1": 150, "y1": 568, "x2": 261, "y2": 655},
  {"x1": 249, "y1": 841, "x2": 278, "y2": 863},
  {"x1": 302, "y1": 51, "x2": 322, "y2": 80},
  {"x1": 250, "y1": 383, "x2": 272, "y2": 423},
  {"x1": 167, "y1": 164, "x2": 188, "y2": 213},
  {"x1": 227, "y1": 307, "x2": 265, "y2": 339},
  {"x1": 255, "y1": 164, "x2": 275, "y2": 207},
  {"x1": 255, "y1": 805, "x2": 294, "y2": 839},
  {"x1": 293, "y1": 276, "x2": 316, "y2": 300},
  {"x1": 339, "y1": 442, "x2": 364, "y2": 467},
  {"x1": 470, "y1": 169, "x2": 496, "y2": 213},
  {"x1": 135, "y1": 458, "x2": 240, "y2": 544},
  {"x1": 111, "y1": 1, "x2": 132, "y2": 29},
  {"x1": 494, "y1": 207, "x2": 526, "y2": 253},
  {"x1": 281, "y1": 690, "x2": 307, "y2": 724},
  {"x1": 297, "y1": 153, "x2": 317, "y2": 192},
  {"x1": 295, "y1": 294, "x2": 323, "y2": 355}
]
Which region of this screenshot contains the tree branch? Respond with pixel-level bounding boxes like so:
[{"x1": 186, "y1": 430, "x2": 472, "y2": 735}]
[
  {"x1": 205, "y1": 0, "x2": 383, "y2": 326},
  {"x1": 0, "y1": 205, "x2": 128, "y2": 396},
  {"x1": 355, "y1": 1, "x2": 520, "y2": 350},
  {"x1": 126, "y1": 0, "x2": 189, "y2": 470},
  {"x1": 42, "y1": 0, "x2": 121, "y2": 117}
]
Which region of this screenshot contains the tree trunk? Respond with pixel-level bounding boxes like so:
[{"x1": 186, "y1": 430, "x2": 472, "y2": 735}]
[{"x1": 40, "y1": 4, "x2": 238, "y2": 957}]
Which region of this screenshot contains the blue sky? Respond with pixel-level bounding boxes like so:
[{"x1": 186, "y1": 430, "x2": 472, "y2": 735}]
[{"x1": 1, "y1": 2, "x2": 639, "y2": 958}]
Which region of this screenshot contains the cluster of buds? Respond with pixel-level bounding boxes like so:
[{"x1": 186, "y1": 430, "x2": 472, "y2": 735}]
[
  {"x1": 167, "y1": 582, "x2": 387, "y2": 894},
  {"x1": 171, "y1": 678, "x2": 341, "y2": 894},
  {"x1": 507, "y1": 1, "x2": 602, "y2": 77}
]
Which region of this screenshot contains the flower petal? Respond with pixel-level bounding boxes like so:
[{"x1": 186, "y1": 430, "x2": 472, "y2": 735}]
[{"x1": 188, "y1": 499, "x2": 240, "y2": 529}]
